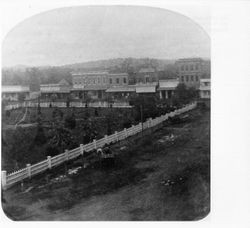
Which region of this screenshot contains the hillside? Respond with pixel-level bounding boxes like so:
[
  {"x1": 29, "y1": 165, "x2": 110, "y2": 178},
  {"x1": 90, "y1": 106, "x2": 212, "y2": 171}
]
[{"x1": 2, "y1": 58, "x2": 177, "y2": 85}]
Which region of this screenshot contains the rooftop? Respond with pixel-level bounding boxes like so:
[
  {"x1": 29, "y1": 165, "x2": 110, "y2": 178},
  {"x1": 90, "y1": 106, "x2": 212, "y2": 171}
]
[
  {"x1": 71, "y1": 85, "x2": 108, "y2": 91},
  {"x1": 71, "y1": 71, "x2": 108, "y2": 76},
  {"x1": 176, "y1": 58, "x2": 204, "y2": 63},
  {"x1": 136, "y1": 84, "x2": 156, "y2": 93},
  {"x1": 158, "y1": 79, "x2": 179, "y2": 90},
  {"x1": 138, "y1": 68, "x2": 156, "y2": 73},
  {"x1": 2, "y1": 85, "x2": 30, "y2": 93},
  {"x1": 106, "y1": 86, "x2": 135, "y2": 93},
  {"x1": 40, "y1": 79, "x2": 70, "y2": 87}
]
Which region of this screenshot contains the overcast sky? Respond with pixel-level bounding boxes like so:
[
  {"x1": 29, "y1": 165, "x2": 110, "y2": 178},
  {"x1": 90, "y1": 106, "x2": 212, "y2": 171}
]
[{"x1": 2, "y1": 6, "x2": 210, "y2": 67}]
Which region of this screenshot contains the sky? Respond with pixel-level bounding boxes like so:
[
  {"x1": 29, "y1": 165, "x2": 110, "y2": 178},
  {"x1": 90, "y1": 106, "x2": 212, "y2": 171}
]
[{"x1": 2, "y1": 6, "x2": 210, "y2": 67}]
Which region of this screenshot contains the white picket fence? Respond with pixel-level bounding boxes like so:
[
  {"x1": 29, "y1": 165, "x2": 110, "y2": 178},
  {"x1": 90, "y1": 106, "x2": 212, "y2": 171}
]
[
  {"x1": 4, "y1": 101, "x2": 132, "y2": 111},
  {"x1": 1, "y1": 102, "x2": 197, "y2": 189}
]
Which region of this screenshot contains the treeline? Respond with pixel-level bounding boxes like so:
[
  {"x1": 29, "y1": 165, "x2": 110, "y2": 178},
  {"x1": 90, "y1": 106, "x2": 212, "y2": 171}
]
[
  {"x1": 2, "y1": 67, "x2": 73, "y2": 86},
  {"x1": 2, "y1": 58, "x2": 177, "y2": 86}
]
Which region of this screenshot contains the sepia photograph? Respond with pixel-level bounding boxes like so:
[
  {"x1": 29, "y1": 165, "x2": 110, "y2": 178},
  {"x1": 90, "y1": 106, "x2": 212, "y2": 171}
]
[{"x1": 1, "y1": 4, "x2": 211, "y2": 221}]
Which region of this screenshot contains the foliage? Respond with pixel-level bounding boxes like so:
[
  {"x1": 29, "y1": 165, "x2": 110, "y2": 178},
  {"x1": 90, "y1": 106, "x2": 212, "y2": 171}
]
[
  {"x1": 52, "y1": 108, "x2": 64, "y2": 121},
  {"x1": 64, "y1": 113, "x2": 76, "y2": 129},
  {"x1": 79, "y1": 118, "x2": 98, "y2": 144},
  {"x1": 2, "y1": 127, "x2": 42, "y2": 170},
  {"x1": 172, "y1": 83, "x2": 197, "y2": 106},
  {"x1": 94, "y1": 108, "x2": 99, "y2": 117},
  {"x1": 129, "y1": 95, "x2": 159, "y2": 122},
  {"x1": 48, "y1": 120, "x2": 77, "y2": 153},
  {"x1": 34, "y1": 122, "x2": 47, "y2": 145},
  {"x1": 45, "y1": 145, "x2": 60, "y2": 157}
]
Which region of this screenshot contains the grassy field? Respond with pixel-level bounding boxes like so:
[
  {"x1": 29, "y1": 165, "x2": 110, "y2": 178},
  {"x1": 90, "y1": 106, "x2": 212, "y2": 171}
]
[{"x1": 2, "y1": 107, "x2": 210, "y2": 221}]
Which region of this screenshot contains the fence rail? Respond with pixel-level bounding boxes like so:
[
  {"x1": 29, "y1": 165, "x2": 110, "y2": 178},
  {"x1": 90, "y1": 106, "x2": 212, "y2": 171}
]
[
  {"x1": 1, "y1": 102, "x2": 197, "y2": 189},
  {"x1": 4, "y1": 101, "x2": 132, "y2": 111}
]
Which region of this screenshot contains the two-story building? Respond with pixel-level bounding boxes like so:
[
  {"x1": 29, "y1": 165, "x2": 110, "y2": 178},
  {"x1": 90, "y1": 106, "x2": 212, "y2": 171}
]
[
  {"x1": 107, "y1": 73, "x2": 129, "y2": 86},
  {"x1": 71, "y1": 71, "x2": 109, "y2": 100},
  {"x1": 105, "y1": 73, "x2": 133, "y2": 100},
  {"x1": 176, "y1": 58, "x2": 204, "y2": 89}
]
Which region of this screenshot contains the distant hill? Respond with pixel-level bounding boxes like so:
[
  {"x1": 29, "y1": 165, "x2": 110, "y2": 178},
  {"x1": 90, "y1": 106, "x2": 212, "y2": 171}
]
[
  {"x1": 2, "y1": 57, "x2": 209, "y2": 86},
  {"x1": 61, "y1": 58, "x2": 176, "y2": 72}
]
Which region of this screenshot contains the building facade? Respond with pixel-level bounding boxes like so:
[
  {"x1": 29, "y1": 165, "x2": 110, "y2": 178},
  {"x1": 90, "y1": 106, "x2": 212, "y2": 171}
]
[
  {"x1": 2, "y1": 86, "x2": 30, "y2": 101},
  {"x1": 176, "y1": 58, "x2": 204, "y2": 89},
  {"x1": 71, "y1": 72, "x2": 109, "y2": 100},
  {"x1": 199, "y1": 78, "x2": 211, "y2": 99},
  {"x1": 158, "y1": 79, "x2": 179, "y2": 99},
  {"x1": 40, "y1": 79, "x2": 71, "y2": 101},
  {"x1": 107, "y1": 73, "x2": 129, "y2": 86},
  {"x1": 135, "y1": 68, "x2": 158, "y2": 84}
]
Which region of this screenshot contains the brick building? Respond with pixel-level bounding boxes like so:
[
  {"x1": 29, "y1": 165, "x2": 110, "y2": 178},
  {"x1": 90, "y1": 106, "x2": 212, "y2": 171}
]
[{"x1": 176, "y1": 58, "x2": 204, "y2": 89}]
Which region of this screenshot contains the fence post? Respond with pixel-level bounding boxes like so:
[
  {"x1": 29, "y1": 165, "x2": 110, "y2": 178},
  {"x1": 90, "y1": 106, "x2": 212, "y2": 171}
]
[
  {"x1": 93, "y1": 139, "x2": 97, "y2": 149},
  {"x1": 47, "y1": 156, "x2": 52, "y2": 169},
  {"x1": 26, "y1": 164, "x2": 31, "y2": 179},
  {"x1": 80, "y1": 144, "x2": 84, "y2": 155},
  {"x1": 147, "y1": 119, "x2": 151, "y2": 129},
  {"x1": 131, "y1": 125, "x2": 135, "y2": 135},
  {"x1": 1, "y1": 171, "x2": 7, "y2": 189},
  {"x1": 124, "y1": 128, "x2": 128, "y2": 138},
  {"x1": 115, "y1": 131, "x2": 119, "y2": 142},
  {"x1": 105, "y1": 135, "x2": 108, "y2": 145},
  {"x1": 65, "y1": 149, "x2": 69, "y2": 161}
]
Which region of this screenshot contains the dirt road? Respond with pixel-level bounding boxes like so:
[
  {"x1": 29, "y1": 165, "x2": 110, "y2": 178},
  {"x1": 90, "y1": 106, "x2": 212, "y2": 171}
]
[{"x1": 3, "y1": 108, "x2": 210, "y2": 221}]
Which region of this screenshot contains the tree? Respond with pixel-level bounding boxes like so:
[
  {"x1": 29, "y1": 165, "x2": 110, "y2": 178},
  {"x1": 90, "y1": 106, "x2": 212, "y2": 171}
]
[
  {"x1": 129, "y1": 94, "x2": 158, "y2": 121},
  {"x1": 34, "y1": 122, "x2": 47, "y2": 145},
  {"x1": 172, "y1": 83, "x2": 197, "y2": 106},
  {"x1": 94, "y1": 108, "x2": 99, "y2": 116},
  {"x1": 47, "y1": 121, "x2": 77, "y2": 154},
  {"x1": 52, "y1": 108, "x2": 64, "y2": 121},
  {"x1": 4, "y1": 127, "x2": 34, "y2": 169},
  {"x1": 79, "y1": 118, "x2": 98, "y2": 144},
  {"x1": 64, "y1": 113, "x2": 76, "y2": 129}
]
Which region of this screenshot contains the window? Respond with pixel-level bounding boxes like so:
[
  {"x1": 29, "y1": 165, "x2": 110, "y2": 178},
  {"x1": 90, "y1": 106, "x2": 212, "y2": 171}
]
[
  {"x1": 116, "y1": 78, "x2": 119, "y2": 84},
  {"x1": 123, "y1": 77, "x2": 127, "y2": 84},
  {"x1": 190, "y1": 65, "x2": 194, "y2": 71},
  {"x1": 146, "y1": 77, "x2": 149, "y2": 83},
  {"x1": 109, "y1": 78, "x2": 112, "y2": 84},
  {"x1": 181, "y1": 65, "x2": 184, "y2": 71},
  {"x1": 196, "y1": 75, "x2": 199, "y2": 81},
  {"x1": 185, "y1": 65, "x2": 189, "y2": 71},
  {"x1": 181, "y1": 76, "x2": 184, "y2": 82},
  {"x1": 191, "y1": 75, "x2": 194, "y2": 81},
  {"x1": 98, "y1": 78, "x2": 100, "y2": 84},
  {"x1": 186, "y1": 75, "x2": 189, "y2": 82},
  {"x1": 195, "y1": 64, "x2": 199, "y2": 70}
]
